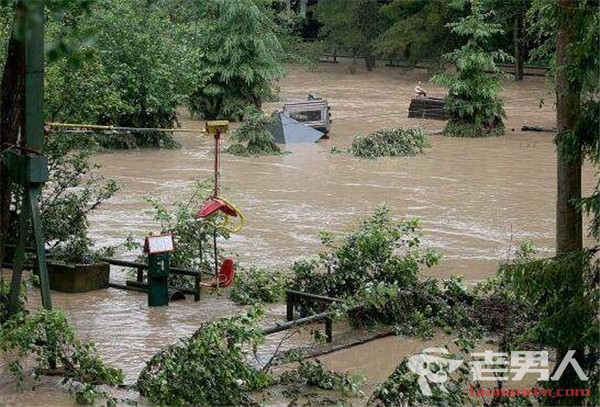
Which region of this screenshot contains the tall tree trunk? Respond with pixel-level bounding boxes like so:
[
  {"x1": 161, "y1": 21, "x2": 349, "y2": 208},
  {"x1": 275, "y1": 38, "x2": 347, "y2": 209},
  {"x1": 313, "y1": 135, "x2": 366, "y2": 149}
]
[
  {"x1": 555, "y1": 0, "x2": 582, "y2": 254},
  {"x1": 0, "y1": 7, "x2": 26, "y2": 266},
  {"x1": 553, "y1": 2, "x2": 584, "y2": 403},
  {"x1": 513, "y1": 8, "x2": 525, "y2": 81}
]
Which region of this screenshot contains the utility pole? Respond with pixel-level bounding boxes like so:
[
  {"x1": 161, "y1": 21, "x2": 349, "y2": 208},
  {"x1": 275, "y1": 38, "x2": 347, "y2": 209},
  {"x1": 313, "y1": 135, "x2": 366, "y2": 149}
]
[{"x1": 7, "y1": 0, "x2": 52, "y2": 314}]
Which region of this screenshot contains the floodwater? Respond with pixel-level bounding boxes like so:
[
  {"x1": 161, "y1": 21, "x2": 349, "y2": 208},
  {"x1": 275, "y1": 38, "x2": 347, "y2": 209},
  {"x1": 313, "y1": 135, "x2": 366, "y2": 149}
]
[{"x1": 1, "y1": 62, "x2": 597, "y2": 405}]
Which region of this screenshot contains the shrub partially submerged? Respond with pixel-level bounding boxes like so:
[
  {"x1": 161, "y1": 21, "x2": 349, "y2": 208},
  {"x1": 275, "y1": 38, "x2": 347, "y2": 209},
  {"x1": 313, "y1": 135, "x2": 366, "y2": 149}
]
[
  {"x1": 291, "y1": 206, "x2": 440, "y2": 315},
  {"x1": 226, "y1": 112, "x2": 283, "y2": 156},
  {"x1": 6, "y1": 133, "x2": 119, "y2": 265},
  {"x1": 443, "y1": 119, "x2": 505, "y2": 138},
  {"x1": 349, "y1": 127, "x2": 430, "y2": 158},
  {"x1": 340, "y1": 277, "x2": 477, "y2": 339},
  {"x1": 0, "y1": 309, "x2": 123, "y2": 404},
  {"x1": 137, "y1": 308, "x2": 271, "y2": 406},
  {"x1": 85, "y1": 131, "x2": 180, "y2": 150},
  {"x1": 141, "y1": 180, "x2": 229, "y2": 287},
  {"x1": 230, "y1": 267, "x2": 290, "y2": 305}
]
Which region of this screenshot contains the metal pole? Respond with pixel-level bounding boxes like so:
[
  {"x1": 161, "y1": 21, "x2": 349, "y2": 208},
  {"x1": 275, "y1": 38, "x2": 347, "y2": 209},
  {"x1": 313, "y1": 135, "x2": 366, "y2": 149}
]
[
  {"x1": 213, "y1": 130, "x2": 221, "y2": 197},
  {"x1": 25, "y1": 0, "x2": 52, "y2": 310},
  {"x1": 8, "y1": 0, "x2": 52, "y2": 314},
  {"x1": 24, "y1": 0, "x2": 44, "y2": 153},
  {"x1": 213, "y1": 229, "x2": 218, "y2": 290},
  {"x1": 29, "y1": 188, "x2": 51, "y2": 309}
]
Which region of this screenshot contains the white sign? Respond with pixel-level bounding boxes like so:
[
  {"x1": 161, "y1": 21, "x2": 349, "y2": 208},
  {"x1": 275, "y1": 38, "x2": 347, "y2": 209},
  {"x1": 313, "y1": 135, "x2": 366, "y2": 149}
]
[{"x1": 145, "y1": 234, "x2": 174, "y2": 254}]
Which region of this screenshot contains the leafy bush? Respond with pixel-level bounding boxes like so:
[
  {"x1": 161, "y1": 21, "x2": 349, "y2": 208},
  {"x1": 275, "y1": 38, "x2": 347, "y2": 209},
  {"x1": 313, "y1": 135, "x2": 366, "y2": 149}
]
[
  {"x1": 443, "y1": 119, "x2": 505, "y2": 138},
  {"x1": 348, "y1": 127, "x2": 430, "y2": 158},
  {"x1": 0, "y1": 309, "x2": 123, "y2": 404},
  {"x1": 226, "y1": 111, "x2": 283, "y2": 157},
  {"x1": 0, "y1": 277, "x2": 24, "y2": 324},
  {"x1": 6, "y1": 133, "x2": 118, "y2": 264},
  {"x1": 230, "y1": 267, "x2": 290, "y2": 305},
  {"x1": 137, "y1": 308, "x2": 271, "y2": 406},
  {"x1": 291, "y1": 206, "x2": 440, "y2": 315},
  {"x1": 498, "y1": 249, "x2": 600, "y2": 405},
  {"x1": 143, "y1": 180, "x2": 229, "y2": 287}
]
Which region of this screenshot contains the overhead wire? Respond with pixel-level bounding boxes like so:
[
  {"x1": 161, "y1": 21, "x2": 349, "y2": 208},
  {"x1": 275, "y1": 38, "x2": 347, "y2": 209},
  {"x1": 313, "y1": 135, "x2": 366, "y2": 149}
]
[{"x1": 44, "y1": 96, "x2": 557, "y2": 135}]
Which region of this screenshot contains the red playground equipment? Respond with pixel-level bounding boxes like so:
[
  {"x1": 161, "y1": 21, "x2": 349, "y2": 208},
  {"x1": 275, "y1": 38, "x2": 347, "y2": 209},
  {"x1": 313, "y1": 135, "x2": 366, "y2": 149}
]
[
  {"x1": 196, "y1": 121, "x2": 244, "y2": 289},
  {"x1": 199, "y1": 258, "x2": 235, "y2": 288}
]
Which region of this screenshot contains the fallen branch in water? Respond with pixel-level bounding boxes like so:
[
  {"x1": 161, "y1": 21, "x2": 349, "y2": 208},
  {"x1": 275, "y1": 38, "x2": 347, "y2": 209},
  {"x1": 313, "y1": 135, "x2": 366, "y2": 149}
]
[{"x1": 521, "y1": 125, "x2": 556, "y2": 133}]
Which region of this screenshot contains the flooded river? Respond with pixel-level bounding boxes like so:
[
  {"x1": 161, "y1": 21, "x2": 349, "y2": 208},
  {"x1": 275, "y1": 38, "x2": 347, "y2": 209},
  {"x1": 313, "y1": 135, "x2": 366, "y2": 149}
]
[{"x1": 1, "y1": 63, "x2": 597, "y2": 405}]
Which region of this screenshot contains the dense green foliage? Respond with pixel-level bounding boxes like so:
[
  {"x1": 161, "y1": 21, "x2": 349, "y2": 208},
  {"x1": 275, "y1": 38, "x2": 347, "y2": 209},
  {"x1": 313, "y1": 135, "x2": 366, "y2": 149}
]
[
  {"x1": 376, "y1": 0, "x2": 465, "y2": 68},
  {"x1": 0, "y1": 0, "x2": 288, "y2": 147},
  {"x1": 499, "y1": 249, "x2": 599, "y2": 405},
  {"x1": 230, "y1": 267, "x2": 290, "y2": 305},
  {"x1": 349, "y1": 127, "x2": 430, "y2": 158},
  {"x1": 0, "y1": 276, "x2": 22, "y2": 323},
  {"x1": 6, "y1": 134, "x2": 118, "y2": 264},
  {"x1": 43, "y1": 0, "x2": 187, "y2": 148},
  {"x1": 291, "y1": 206, "x2": 440, "y2": 315},
  {"x1": 137, "y1": 308, "x2": 270, "y2": 406},
  {"x1": 432, "y1": 0, "x2": 511, "y2": 137},
  {"x1": 528, "y1": 0, "x2": 599, "y2": 241},
  {"x1": 226, "y1": 112, "x2": 283, "y2": 156},
  {"x1": 0, "y1": 309, "x2": 123, "y2": 405},
  {"x1": 176, "y1": 0, "x2": 285, "y2": 120},
  {"x1": 340, "y1": 277, "x2": 478, "y2": 339},
  {"x1": 314, "y1": 0, "x2": 383, "y2": 71}
]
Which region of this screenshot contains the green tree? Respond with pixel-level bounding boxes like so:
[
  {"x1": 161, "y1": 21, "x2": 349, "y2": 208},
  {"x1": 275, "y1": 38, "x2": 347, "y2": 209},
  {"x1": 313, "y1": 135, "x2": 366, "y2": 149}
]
[
  {"x1": 512, "y1": 1, "x2": 600, "y2": 404},
  {"x1": 179, "y1": 0, "x2": 285, "y2": 120},
  {"x1": 432, "y1": 0, "x2": 512, "y2": 137},
  {"x1": 483, "y1": 0, "x2": 533, "y2": 81},
  {"x1": 44, "y1": 0, "x2": 190, "y2": 147},
  {"x1": 314, "y1": 0, "x2": 384, "y2": 71},
  {"x1": 376, "y1": 0, "x2": 465, "y2": 68},
  {"x1": 528, "y1": 0, "x2": 599, "y2": 249}
]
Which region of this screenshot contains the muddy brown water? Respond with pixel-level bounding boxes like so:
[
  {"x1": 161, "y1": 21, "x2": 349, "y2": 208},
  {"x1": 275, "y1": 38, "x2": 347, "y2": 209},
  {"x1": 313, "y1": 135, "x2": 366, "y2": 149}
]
[{"x1": 1, "y1": 63, "x2": 597, "y2": 405}]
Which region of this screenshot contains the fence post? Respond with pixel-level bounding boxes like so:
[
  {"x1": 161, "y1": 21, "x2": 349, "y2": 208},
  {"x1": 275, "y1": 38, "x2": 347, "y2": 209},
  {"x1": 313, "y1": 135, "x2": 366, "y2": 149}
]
[
  {"x1": 194, "y1": 274, "x2": 200, "y2": 302},
  {"x1": 325, "y1": 317, "x2": 333, "y2": 343},
  {"x1": 286, "y1": 291, "x2": 294, "y2": 321}
]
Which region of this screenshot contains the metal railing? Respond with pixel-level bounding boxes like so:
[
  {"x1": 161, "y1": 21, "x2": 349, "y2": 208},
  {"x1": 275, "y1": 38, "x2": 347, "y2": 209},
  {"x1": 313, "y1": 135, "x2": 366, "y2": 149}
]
[{"x1": 102, "y1": 258, "x2": 212, "y2": 302}]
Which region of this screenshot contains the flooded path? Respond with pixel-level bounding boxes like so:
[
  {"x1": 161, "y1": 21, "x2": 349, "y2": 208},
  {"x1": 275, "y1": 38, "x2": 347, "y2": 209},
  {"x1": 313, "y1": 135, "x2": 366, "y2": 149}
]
[{"x1": 1, "y1": 63, "x2": 597, "y2": 405}]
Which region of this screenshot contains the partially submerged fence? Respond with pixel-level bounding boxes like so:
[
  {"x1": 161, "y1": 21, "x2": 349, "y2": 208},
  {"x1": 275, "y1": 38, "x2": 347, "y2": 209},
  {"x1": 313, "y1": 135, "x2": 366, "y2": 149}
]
[
  {"x1": 260, "y1": 290, "x2": 344, "y2": 343},
  {"x1": 103, "y1": 258, "x2": 212, "y2": 302}
]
